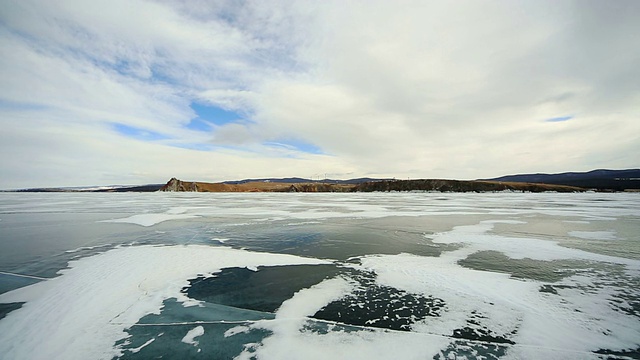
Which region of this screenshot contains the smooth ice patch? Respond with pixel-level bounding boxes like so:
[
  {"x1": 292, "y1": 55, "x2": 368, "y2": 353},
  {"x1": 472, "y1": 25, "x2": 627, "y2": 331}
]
[
  {"x1": 181, "y1": 326, "x2": 204, "y2": 346},
  {"x1": 0, "y1": 245, "x2": 329, "y2": 360}
]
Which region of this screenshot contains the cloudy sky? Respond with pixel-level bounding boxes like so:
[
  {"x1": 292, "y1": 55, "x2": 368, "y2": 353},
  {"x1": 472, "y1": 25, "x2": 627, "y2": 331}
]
[{"x1": 1, "y1": 0, "x2": 638, "y2": 188}]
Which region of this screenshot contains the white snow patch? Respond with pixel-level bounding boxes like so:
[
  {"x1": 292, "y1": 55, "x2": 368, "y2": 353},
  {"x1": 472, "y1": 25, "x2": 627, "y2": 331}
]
[
  {"x1": 267, "y1": 276, "x2": 354, "y2": 336},
  {"x1": 129, "y1": 338, "x2": 155, "y2": 353},
  {"x1": 276, "y1": 277, "x2": 353, "y2": 319},
  {"x1": 0, "y1": 245, "x2": 329, "y2": 360},
  {"x1": 181, "y1": 326, "x2": 204, "y2": 346},
  {"x1": 235, "y1": 323, "x2": 449, "y2": 360}
]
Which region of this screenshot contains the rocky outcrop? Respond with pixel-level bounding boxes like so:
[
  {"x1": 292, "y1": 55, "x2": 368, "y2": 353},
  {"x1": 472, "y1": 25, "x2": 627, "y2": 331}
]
[{"x1": 159, "y1": 178, "x2": 199, "y2": 192}]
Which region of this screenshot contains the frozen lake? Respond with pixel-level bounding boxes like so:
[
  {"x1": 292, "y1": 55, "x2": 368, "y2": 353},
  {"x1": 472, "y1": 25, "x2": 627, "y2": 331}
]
[{"x1": 0, "y1": 192, "x2": 638, "y2": 359}]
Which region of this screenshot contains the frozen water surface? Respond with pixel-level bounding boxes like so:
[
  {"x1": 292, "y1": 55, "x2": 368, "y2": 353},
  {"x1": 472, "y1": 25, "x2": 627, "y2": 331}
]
[{"x1": 0, "y1": 192, "x2": 638, "y2": 359}]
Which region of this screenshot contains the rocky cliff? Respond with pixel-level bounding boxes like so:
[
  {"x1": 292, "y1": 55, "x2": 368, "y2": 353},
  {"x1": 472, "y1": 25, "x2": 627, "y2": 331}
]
[{"x1": 160, "y1": 178, "x2": 197, "y2": 191}]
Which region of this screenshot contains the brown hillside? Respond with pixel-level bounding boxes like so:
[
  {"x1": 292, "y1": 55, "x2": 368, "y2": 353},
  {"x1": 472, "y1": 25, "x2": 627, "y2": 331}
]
[{"x1": 159, "y1": 178, "x2": 585, "y2": 193}]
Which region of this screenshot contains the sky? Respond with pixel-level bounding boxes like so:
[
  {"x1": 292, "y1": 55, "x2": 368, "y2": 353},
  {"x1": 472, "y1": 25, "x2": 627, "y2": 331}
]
[{"x1": 0, "y1": 0, "x2": 639, "y2": 188}]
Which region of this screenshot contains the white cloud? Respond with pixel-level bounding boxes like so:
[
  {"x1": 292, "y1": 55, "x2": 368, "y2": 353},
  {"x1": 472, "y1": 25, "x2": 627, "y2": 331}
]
[{"x1": 0, "y1": 0, "x2": 638, "y2": 188}]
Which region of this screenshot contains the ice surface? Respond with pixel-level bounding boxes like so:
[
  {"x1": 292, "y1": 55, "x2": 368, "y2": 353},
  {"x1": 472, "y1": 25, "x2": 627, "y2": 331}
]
[
  {"x1": 0, "y1": 271, "x2": 49, "y2": 281},
  {"x1": 569, "y1": 230, "x2": 617, "y2": 241},
  {"x1": 232, "y1": 277, "x2": 450, "y2": 360},
  {"x1": 0, "y1": 192, "x2": 638, "y2": 359},
  {"x1": 0, "y1": 245, "x2": 328, "y2": 360},
  {"x1": 65, "y1": 243, "x2": 112, "y2": 253},
  {"x1": 275, "y1": 277, "x2": 355, "y2": 320},
  {"x1": 235, "y1": 326, "x2": 450, "y2": 360},
  {"x1": 49, "y1": 191, "x2": 633, "y2": 226},
  {"x1": 355, "y1": 221, "x2": 640, "y2": 359},
  {"x1": 99, "y1": 213, "x2": 199, "y2": 227},
  {"x1": 234, "y1": 217, "x2": 640, "y2": 359},
  {"x1": 431, "y1": 220, "x2": 637, "y2": 267},
  {"x1": 181, "y1": 326, "x2": 204, "y2": 346},
  {"x1": 128, "y1": 338, "x2": 155, "y2": 353}
]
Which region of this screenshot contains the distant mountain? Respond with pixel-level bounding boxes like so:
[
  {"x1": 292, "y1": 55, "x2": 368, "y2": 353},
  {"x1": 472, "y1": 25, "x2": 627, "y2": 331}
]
[{"x1": 484, "y1": 169, "x2": 640, "y2": 191}]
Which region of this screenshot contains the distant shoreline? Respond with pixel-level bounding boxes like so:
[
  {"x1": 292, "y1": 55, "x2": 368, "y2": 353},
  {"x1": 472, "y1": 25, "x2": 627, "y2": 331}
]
[
  {"x1": 157, "y1": 177, "x2": 586, "y2": 193},
  {"x1": 5, "y1": 168, "x2": 639, "y2": 193}
]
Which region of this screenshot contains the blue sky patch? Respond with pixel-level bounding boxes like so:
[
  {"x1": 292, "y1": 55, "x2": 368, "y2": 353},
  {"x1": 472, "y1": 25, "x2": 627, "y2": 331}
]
[
  {"x1": 0, "y1": 99, "x2": 48, "y2": 111},
  {"x1": 169, "y1": 142, "x2": 215, "y2": 151},
  {"x1": 188, "y1": 102, "x2": 243, "y2": 131},
  {"x1": 113, "y1": 59, "x2": 138, "y2": 77},
  {"x1": 545, "y1": 115, "x2": 574, "y2": 123},
  {"x1": 185, "y1": 118, "x2": 213, "y2": 132},
  {"x1": 112, "y1": 123, "x2": 170, "y2": 141}
]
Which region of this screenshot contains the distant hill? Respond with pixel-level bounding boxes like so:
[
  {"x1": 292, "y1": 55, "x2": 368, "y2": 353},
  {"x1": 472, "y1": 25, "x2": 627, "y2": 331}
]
[
  {"x1": 484, "y1": 169, "x2": 640, "y2": 191},
  {"x1": 159, "y1": 177, "x2": 585, "y2": 193}
]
